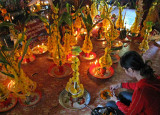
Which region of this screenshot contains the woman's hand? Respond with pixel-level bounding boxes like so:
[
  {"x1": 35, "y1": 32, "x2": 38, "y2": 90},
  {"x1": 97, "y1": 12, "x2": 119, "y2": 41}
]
[
  {"x1": 110, "y1": 83, "x2": 122, "y2": 90},
  {"x1": 110, "y1": 95, "x2": 119, "y2": 102}
]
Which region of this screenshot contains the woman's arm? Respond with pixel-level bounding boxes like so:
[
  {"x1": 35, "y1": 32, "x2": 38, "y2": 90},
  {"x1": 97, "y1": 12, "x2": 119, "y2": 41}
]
[
  {"x1": 117, "y1": 88, "x2": 145, "y2": 115},
  {"x1": 122, "y1": 82, "x2": 137, "y2": 90}
]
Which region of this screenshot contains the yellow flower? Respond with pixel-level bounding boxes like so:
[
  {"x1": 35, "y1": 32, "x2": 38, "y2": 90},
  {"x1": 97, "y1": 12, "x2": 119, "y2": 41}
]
[
  {"x1": 55, "y1": 15, "x2": 58, "y2": 19},
  {"x1": 18, "y1": 33, "x2": 22, "y2": 39},
  {"x1": 24, "y1": 27, "x2": 26, "y2": 32}
]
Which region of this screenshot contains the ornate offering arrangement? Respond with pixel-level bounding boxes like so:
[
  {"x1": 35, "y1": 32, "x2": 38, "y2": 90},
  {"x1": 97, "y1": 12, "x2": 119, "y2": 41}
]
[{"x1": 0, "y1": 0, "x2": 159, "y2": 113}]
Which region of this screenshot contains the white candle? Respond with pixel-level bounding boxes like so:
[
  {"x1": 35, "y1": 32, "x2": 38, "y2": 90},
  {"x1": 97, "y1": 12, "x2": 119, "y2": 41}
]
[
  {"x1": 46, "y1": 15, "x2": 49, "y2": 19},
  {"x1": 95, "y1": 60, "x2": 98, "y2": 65},
  {"x1": 11, "y1": 16, "x2": 14, "y2": 20},
  {"x1": 102, "y1": 41, "x2": 106, "y2": 45},
  {"x1": 95, "y1": 26, "x2": 99, "y2": 29},
  {"x1": 38, "y1": 45, "x2": 40, "y2": 48},
  {"x1": 86, "y1": 5, "x2": 89, "y2": 9},
  {"x1": 84, "y1": 32, "x2": 87, "y2": 35},
  {"x1": 72, "y1": 55, "x2": 75, "y2": 58}
]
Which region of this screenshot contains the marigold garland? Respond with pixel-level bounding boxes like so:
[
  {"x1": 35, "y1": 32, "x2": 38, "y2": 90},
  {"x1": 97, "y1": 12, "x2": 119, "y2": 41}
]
[{"x1": 100, "y1": 89, "x2": 113, "y2": 100}]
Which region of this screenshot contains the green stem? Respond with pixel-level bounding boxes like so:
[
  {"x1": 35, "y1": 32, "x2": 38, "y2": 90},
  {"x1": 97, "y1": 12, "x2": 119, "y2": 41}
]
[{"x1": 1, "y1": 50, "x2": 20, "y2": 77}]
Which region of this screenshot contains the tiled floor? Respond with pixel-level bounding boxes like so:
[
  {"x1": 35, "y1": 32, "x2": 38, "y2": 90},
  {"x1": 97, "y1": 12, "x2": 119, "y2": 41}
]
[{"x1": 1, "y1": 8, "x2": 160, "y2": 115}]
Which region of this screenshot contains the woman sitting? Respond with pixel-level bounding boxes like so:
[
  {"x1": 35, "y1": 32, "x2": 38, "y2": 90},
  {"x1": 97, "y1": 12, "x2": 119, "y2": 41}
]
[{"x1": 106, "y1": 51, "x2": 160, "y2": 115}]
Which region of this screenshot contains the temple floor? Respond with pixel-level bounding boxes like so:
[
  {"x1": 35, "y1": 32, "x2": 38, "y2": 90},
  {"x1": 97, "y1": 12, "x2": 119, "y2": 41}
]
[{"x1": 1, "y1": 9, "x2": 160, "y2": 115}]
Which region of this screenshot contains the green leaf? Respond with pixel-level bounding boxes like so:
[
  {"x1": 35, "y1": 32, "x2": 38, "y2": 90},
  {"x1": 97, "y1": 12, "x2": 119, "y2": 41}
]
[
  {"x1": 87, "y1": 14, "x2": 93, "y2": 25},
  {"x1": 73, "y1": 7, "x2": 84, "y2": 17},
  {"x1": 59, "y1": 12, "x2": 72, "y2": 26},
  {"x1": 146, "y1": 21, "x2": 153, "y2": 26},
  {"x1": 64, "y1": 12, "x2": 72, "y2": 26},
  {"x1": 66, "y1": 3, "x2": 70, "y2": 13},
  {"x1": 25, "y1": 13, "x2": 48, "y2": 25},
  {"x1": 58, "y1": 15, "x2": 63, "y2": 27},
  {"x1": 14, "y1": 33, "x2": 25, "y2": 50},
  {"x1": 81, "y1": 12, "x2": 87, "y2": 25},
  {"x1": 86, "y1": 23, "x2": 92, "y2": 34},
  {"x1": 72, "y1": 46, "x2": 82, "y2": 53},
  {"x1": 0, "y1": 59, "x2": 10, "y2": 65},
  {"x1": 18, "y1": 38, "x2": 32, "y2": 69},
  {"x1": 0, "y1": 22, "x2": 14, "y2": 28},
  {"x1": 0, "y1": 71, "x2": 15, "y2": 78},
  {"x1": 25, "y1": 15, "x2": 31, "y2": 25},
  {"x1": 39, "y1": 16, "x2": 49, "y2": 24},
  {"x1": 56, "y1": 3, "x2": 59, "y2": 8},
  {"x1": 30, "y1": 13, "x2": 39, "y2": 17},
  {"x1": 1, "y1": 46, "x2": 12, "y2": 51},
  {"x1": 101, "y1": 14, "x2": 105, "y2": 19},
  {"x1": 0, "y1": 50, "x2": 6, "y2": 61}
]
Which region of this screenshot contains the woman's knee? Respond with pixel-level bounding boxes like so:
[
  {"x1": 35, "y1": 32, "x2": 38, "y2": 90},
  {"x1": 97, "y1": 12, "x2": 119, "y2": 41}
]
[
  {"x1": 118, "y1": 91, "x2": 133, "y2": 101},
  {"x1": 106, "y1": 101, "x2": 118, "y2": 109}
]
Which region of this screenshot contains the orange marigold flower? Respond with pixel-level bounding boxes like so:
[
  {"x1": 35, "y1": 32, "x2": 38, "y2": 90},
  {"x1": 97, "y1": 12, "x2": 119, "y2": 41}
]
[
  {"x1": 100, "y1": 89, "x2": 113, "y2": 100},
  {"x1": 4, "y1": 16, "x2": 10, "y2": 21},
  {"x1": 1, "y1": 8, "x2": 7, "y2": 14}
]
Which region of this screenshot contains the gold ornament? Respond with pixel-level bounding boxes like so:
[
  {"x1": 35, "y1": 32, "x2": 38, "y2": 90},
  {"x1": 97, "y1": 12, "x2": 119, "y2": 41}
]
[
  {"x1": 99, "y1": 47, "x2": 112, "y2": 68},
  {"x1": 63, "y1": 33, "x2": 72, "y2": 55},
  {"x1": 65, "y1": 57, "x2": 84, "y2": 98},
  {"x1": 116, "y1": 7, "x2": 124, "y2": 29},
  {"x1": 82, "y1": 35, "x2": 93, "y2": 54}
]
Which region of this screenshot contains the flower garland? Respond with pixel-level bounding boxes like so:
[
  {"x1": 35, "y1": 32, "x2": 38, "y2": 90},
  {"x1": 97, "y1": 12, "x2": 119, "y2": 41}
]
[
  {"x1": 99, "y1": 47, "x2": 112, "y2": 69},
  {"x1": 115, "y1": 6, "x2": 124, "y2": 29},
  {"x1": 82, "y1": 35, "x2": 93, "y2": 54},
  {"x1": 139, "y1": 21, "x2": 153, "y2": 54},
  {"x1": 140, "y1": 0, "x2": 159, "y2": 37},
  {"x1": 65, "y1": 56, "x2": 84, "y2": 98},
  {"x1": 130, "y1": 0, "x2": 143, "y2": 35},
  {"x1": 90, "y1": 1, "x2": 98, "y2": 20}
]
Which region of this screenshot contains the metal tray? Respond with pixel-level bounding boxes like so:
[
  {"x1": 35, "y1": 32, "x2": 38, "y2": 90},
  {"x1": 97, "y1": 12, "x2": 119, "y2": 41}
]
[{"x1": 59, "y1": 89, "x2": 91, "y2": 110}]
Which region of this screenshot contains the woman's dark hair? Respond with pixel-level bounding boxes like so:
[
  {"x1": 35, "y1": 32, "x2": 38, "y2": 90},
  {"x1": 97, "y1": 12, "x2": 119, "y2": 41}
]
[{"x1": 120, "y1": 51, "x2": 155, "y2": 80}]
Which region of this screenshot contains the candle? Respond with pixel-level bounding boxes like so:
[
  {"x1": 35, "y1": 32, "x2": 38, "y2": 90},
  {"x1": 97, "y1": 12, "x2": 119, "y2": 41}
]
[
  {"x1": 95, "y1": 60, "x2": 98, "y2": 65},
  {"x1": 11, "y1": 16, "x2": 14, "y2": 20},
  {"x1": 81, "y1": 28, "x2": 84, "y2": 33},
  {"x1": 44, "y1": 1, "x2": 48, "y2": 5},
  {"x1": 125, "y1": 37, "x2": 128, "y2": 41},
  {"x1": 46, "y1": 15, "x2": 49, "y2": 19},
  {"x1": 75, "y1": 37, "x2": 78, "y2": 42},
  {"x1": 95, "y1": 26, "x2": 99, "y2": 29},
  {"x1": 93, "y1": 20, "x2": 96, "y2": 24},
  {"x1": 74, "y1": 31, "x2": 78, "y2": 36},
  {"x1": 41, "y1": 1, "x2": 44, "y2": 5},
  {"x1": 42, "y1": 43, "x2": 44, "y2": 46},
  {"x1": 72, "y1": 55, "x2": 75, "y2": 58},
  {"x1": 37, "y1": 1, "x2": 40, "y2": 4},
  {"x1": 102, "y1": 41, "x2": 106, "y2": 45},
  {"x1": 38, "y1": 45, "x2": 40, "y2": 48},
  {"x1": 86, "y1": 5, "x2": 89, "y2": 9}
]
